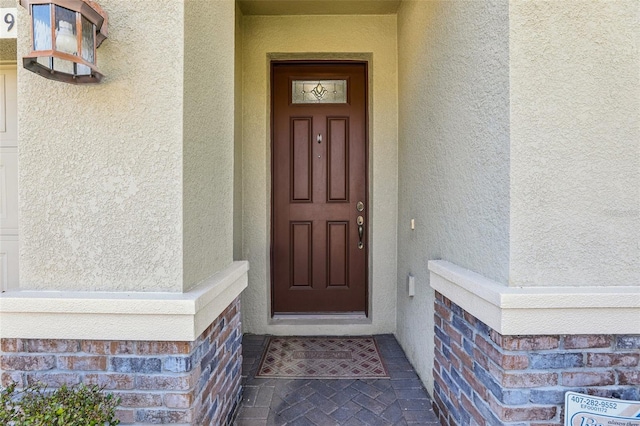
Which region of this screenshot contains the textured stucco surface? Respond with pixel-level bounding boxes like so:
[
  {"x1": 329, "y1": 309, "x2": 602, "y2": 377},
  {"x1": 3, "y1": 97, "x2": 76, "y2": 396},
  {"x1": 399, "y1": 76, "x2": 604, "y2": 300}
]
[
  {"x1": 0, "y1": 40, "x2": 15, "y2": 62},
  {"x1": 18, "y1": 0, "x2": 239, "y2": 292},
  {"x1": 183, "y1": 0, "x2": 235, "y2": 291},
  {"x1": 240, "y1": 15, "x2": 398, "y2": 335},
  {"x1": 509, "y1": 1, "x2": 640, "y2": 288},
  {"x1": 18, "y1": 1, "x2": 185, "y2": 292},
  {"x1": 233, "y1": 3, "x2": 244, "y2": 261},
  {"x1": 395, "y1": 0, "x2": 510, "y2": 393},
  {"x1": 238, "y1": 0, "x2": 401, "y2": 16}
]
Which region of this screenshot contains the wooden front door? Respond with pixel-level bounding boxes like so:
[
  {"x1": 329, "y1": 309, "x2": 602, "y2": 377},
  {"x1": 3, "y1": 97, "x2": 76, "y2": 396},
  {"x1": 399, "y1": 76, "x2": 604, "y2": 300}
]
[{"x1": 271, "y1": 62, "x2": 368, "y2": 315}]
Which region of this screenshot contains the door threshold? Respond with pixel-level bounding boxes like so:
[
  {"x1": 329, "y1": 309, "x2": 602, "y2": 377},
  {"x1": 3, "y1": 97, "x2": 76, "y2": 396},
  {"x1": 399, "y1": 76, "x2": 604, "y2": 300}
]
[{"x1": 271, "y1": 312, "x2": 370, "y2": 326}]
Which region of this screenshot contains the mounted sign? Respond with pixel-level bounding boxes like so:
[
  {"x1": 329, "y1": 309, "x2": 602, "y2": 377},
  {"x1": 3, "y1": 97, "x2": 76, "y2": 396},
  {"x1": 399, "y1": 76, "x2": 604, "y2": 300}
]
[
  {"x1": 565, "y1": 391, "x2": 640, "y2": 426},
  {"x1": 1, "y1": 8, "x2": 17, "y2": 39}
]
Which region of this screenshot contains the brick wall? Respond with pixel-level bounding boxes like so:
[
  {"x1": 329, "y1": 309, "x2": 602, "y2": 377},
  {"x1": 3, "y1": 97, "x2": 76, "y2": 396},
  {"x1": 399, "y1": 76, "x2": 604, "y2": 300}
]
[
  {"x1": 433, "y1": 292, "x2": 640, "y2": 426},
  {"x1": 0, "y1": 297, "x2": 242, "y2": 425}
]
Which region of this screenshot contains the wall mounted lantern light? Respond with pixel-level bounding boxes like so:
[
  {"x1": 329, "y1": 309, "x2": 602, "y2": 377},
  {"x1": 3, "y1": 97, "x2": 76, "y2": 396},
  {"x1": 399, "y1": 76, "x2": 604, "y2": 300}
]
[{"x1": 19, "y1": 0, "x2": 108, "y2": 84}]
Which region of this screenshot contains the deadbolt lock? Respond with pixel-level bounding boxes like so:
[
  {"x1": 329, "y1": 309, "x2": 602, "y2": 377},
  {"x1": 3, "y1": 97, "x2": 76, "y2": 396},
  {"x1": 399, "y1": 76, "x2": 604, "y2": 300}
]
[{"x1": 356, "y1": 201, "x2": 364, "y2": 212}]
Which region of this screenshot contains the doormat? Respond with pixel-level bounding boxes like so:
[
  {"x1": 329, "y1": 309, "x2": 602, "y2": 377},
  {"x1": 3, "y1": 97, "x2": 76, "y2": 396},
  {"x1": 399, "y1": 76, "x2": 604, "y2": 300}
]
[{"x1": 256, "y1": 337, "x2": 389, "y2": 379}]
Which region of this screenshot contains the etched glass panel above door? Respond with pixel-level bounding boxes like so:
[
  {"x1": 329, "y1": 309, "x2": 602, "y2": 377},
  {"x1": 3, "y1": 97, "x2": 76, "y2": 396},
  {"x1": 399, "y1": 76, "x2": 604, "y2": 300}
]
[{"x1": 292, "y1": 80, "x2": 347, "y2": 104}]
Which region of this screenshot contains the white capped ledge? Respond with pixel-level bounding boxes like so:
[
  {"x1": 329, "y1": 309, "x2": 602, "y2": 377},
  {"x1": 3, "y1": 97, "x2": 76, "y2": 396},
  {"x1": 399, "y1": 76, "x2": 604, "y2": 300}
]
[
  {"x1": 429, "y1": 260, "x2": 640, "y2": 335},
  {"x1": 0, "y1": 261, "x2": 249, "y2": 341}
]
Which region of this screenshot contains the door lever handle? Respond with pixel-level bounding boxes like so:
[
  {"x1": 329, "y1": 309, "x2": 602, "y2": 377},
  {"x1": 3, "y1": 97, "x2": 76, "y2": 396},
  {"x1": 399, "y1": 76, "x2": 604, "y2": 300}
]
[{"x1": 357, "y1": 216, "x2": 364, "y2": 249}]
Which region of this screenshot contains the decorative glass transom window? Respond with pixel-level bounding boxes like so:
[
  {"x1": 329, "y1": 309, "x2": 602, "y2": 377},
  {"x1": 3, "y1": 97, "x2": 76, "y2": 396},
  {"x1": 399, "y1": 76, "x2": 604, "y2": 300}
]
[{"x1": 292, "y1": 80, "x2": 347, "y2": 104}]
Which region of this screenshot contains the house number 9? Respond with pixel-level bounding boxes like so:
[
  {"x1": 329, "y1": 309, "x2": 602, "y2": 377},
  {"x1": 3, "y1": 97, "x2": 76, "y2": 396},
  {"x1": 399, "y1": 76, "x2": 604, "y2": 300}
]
[{"x1": 3, "y1": 12, "x2": 14, "y2": 32}]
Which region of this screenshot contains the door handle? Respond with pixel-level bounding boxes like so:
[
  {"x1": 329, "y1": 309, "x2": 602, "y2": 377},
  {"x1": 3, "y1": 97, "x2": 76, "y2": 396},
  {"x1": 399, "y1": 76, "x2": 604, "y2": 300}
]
[{"x1": 357, "y1": 215, "x2": 364, "y2": 249}]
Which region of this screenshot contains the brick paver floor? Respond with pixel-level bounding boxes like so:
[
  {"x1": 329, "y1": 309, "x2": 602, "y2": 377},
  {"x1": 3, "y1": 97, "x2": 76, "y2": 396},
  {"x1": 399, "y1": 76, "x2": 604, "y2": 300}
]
[{"x1": 234, "y1": 334, "x2": 439, "y2": 425}]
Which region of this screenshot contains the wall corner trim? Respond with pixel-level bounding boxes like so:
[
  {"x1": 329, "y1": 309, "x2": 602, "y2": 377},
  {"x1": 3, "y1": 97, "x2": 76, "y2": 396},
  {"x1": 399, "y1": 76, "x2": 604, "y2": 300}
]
[
  {"x1": 428, "y1": 260, "x2": 640, "y2": 335},
  {"x1": 0, "y1": 261, "x2": 249, "y2": 341}
]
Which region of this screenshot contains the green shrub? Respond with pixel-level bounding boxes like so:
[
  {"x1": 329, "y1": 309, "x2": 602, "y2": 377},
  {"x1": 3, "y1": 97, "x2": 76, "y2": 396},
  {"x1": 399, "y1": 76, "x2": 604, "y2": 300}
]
[{"x1": 0, "y1": 382, "x2": 120, "y2": 425}]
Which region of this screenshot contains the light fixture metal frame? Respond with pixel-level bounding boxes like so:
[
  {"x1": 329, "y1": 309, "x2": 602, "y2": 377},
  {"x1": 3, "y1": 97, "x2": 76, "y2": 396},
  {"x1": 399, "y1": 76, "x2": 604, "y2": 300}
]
[{"x1": 19, "y1": 0, "x2": 108, "y2": 84}]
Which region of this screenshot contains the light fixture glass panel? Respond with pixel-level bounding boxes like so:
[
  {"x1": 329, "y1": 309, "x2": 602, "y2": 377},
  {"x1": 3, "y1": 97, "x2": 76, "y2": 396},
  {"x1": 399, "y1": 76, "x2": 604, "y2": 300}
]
[
  {"x1": 76, "y1": 63, "x2": 91, "y2": 76},
  {"x1": 52, "y1": 57, "x2": 75, "y2": 75},
  {"x1": 292, "y1": 80, "x2": 347, "y2": 104},
  {"x1": 81, "y1": 17, "x2": 95, "y2": 64},
  {"x1": 54, "y1": 5, "x2": 77, "y2": 55},
  {"x1": 36, "y1": 56, "x2": 53, "y2": 69},
  {"x1": 32, "y1": 4, "x2": 52, "y2": 51}
]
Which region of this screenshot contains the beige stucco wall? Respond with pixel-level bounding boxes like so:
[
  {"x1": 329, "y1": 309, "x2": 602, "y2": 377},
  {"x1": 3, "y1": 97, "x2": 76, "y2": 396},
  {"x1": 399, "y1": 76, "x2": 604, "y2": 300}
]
[
  {"x1": 233, "y1": 3, "x2": 244, "y2": 261},
  {"x1": 17, "y1": 0, "x2": 238, "y2": 293},
  {"x1": 396, "y1": 0, "x2": 638, "y2": 393},
  {"x1": 183, "y1": 0, "x2": 235, "y2": 291},
  {"x1": 18, "y1": 1, "x2": 184, "y2": 292},
  {"x1": 240, "y1": 14, "x2": 398, "y2": 335},
  {"x1": 396, "y1": 0, "x2": 510, "y2": 393},
  {"x1": 0, "y1": 39, "x2": 15, "y2": 62},
  {"x1": 509, "y1": 0, "x2": 640, "y2": 288}
]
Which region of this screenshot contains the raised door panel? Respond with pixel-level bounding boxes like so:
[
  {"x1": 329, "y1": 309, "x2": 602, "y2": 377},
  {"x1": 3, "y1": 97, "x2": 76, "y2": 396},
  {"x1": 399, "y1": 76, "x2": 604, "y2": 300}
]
[
  {"x1": 290, "y1": 221, "x2": 312, "y2": 288},
  {"x1": 291, "y1": 118, "x2": 312, "y2": 202},
  {"x1": 0, "y1": 68, "x2": 18, "y2": 147},
  {"x1": 327, "y1": 118, "x2": 349, "y2": 202},
  {"x1": 0, "y1": 147, "x2": 18, "y2": 234},
  {"x1": 327, "y1": 221, "x2": 348, "y2": 288},
  {"x1": 0, "y1": 235, "x2": 18, "y2": 291}
]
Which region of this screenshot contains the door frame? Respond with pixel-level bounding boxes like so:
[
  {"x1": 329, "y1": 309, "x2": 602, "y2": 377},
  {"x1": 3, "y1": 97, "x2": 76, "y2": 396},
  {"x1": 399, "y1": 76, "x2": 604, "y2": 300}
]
[
  {"x1": 0, "y1": 62, "x2": 19, "y2": 292},
  {"x1": 269, "y1": 59, "x2": 370, "y2": 318}
]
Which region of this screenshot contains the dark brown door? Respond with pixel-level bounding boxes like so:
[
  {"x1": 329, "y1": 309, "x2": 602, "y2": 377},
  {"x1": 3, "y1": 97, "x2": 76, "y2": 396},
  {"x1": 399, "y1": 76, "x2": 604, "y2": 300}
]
[{"x1": 271, "y1": 62, "x2": 368, "y2": 314}]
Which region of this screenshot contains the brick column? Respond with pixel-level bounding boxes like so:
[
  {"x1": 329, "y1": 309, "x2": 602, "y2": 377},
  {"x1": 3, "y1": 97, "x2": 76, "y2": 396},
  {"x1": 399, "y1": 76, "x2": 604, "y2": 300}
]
[
  {"x1": 1, "y1": 297, "x2": 243, "y2": 425},
  {"x1": 433, "y1": 292, "x2": 640, "y2": 425}
]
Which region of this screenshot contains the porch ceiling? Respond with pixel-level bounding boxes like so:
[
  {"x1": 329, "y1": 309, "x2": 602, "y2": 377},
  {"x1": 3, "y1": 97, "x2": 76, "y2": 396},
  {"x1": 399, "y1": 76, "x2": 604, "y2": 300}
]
[{"x1": 237, "y1": 0, "x2": 401, "y2": 15}]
